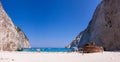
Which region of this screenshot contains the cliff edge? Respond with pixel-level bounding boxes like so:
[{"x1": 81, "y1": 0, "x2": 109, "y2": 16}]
[
  {"x1": 0, "y1": 3, "x2": 30, "y2": 51},
  {"x1": 67, "y1": 0, "x2": 120, "y2": 51}
]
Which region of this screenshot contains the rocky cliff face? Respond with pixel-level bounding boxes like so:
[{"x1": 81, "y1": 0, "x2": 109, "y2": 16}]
[
  {"x1": 0, "y1": 4, "x2": 30, "y2": 51},
  {"x1": 67, "y1": 0, "x2": 120, "y2": 51}
]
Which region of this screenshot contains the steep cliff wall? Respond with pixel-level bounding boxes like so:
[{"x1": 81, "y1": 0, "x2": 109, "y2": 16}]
[
  {"x1": 67, "y1": 0, "x2": 120, "y2": 51},
  {"x1": 0, "y1": 4, "x2": 30, "y2": 51}
]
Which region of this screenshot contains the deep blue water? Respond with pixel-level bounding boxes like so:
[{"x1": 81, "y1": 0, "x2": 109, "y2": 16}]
[{"x1": 21, "y1": 48, "x2": 73, "y2": 52}]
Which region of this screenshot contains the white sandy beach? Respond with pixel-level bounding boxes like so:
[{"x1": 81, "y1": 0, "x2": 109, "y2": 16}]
[{"x1": 0, "y1": 51, "x2": 119, "y2": 62}]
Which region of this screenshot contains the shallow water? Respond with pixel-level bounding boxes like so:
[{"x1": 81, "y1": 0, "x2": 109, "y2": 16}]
[{"x1": 21, "y1": 48, "x2": 73, "y2": 52}]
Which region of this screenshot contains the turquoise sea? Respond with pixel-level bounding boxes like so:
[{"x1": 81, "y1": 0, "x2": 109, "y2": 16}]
[{"x1": 21, "y1": 48, "x2": 73, "y2": 52}]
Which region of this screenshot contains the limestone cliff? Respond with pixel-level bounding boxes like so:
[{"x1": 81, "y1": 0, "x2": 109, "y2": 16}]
[
  {"x1": 0, "y1": 4, "x2": 30, "y2": 51},
  {"x1": 67, "y1": 0, "x2": 120, "y2": 51}
]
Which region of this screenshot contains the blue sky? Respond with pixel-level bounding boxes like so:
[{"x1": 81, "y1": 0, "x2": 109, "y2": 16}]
[{"x1": 1, "y1": 0, "x2": 101, "y2": 47}]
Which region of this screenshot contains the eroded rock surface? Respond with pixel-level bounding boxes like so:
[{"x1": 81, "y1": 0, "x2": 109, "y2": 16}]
[
  {"x1": 0, "y1": 4, "x2": 30, "y2": 51},
  {"x1": 67, "y1": 0, "x2": 120, "y2": 51}
]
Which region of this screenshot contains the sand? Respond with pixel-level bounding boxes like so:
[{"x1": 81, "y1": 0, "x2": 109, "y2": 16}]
[{"x1": 0, "y1": 51, "x2": 119, "y2": 62}]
